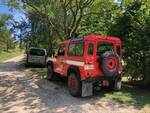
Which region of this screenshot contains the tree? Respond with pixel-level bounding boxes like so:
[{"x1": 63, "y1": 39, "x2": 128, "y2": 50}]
[
  {"x1": 18, "y1": 0, "x2": 94, "y2": 40},
  {"x1": 109, "y1": 0, "x2": 150, "y2": 87},
  {"x1": 0, "y1": 14, "x2": 14, "y2": 51},
  {"x1": 80, "y1": 0, "x2": 122, "y2": 35},
  {"x1": 8, "y1": 0, "x2": 94, "y2": 53}
]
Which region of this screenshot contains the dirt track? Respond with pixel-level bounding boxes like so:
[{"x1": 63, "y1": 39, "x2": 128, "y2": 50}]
[{"x1": 0, "y1": 55, "x2": 149, "y2": 113}]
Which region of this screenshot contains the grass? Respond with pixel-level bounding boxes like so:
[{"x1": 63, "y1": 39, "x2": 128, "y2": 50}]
[
  {"x1": 102, "y1": 84, "x2": 150, "y2": 107},
  {"x1": 0, "y1": 48, "x2": 24, "y2": 62}
]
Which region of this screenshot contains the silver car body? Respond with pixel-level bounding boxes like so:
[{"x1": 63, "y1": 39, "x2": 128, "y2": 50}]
[{"x1": 27, "y1": 48, "x2": 46, "y2": 65}]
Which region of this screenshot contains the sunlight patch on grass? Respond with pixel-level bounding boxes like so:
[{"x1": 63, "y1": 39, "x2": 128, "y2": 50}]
[
  {"x1": 0, "y1": 49, "x2": 24, "y2": 62},
  {"x1": 103, "y1": 86, "x2": 150, "y2": 107},
  {"x1": 105, "y1": 91, "x2": 136, "y2": 104}
]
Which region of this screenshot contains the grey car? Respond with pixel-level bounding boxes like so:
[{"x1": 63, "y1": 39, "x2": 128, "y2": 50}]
[{"x1": 26, "y1": 48, "x2": 47, "y2": 66}]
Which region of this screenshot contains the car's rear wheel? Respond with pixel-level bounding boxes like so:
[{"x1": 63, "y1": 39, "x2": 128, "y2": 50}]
[
  {"x1": 47, "y1": 65, "x2": 54, "y2": 80},
  {"x1": 68, "y1": 72, "x2": 82, "y2": 97}
]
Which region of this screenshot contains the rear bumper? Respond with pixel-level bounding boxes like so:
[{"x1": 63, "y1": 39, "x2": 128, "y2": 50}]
[
  {"x1": 27, "y1": 62, "x2": 46, "y2": 66},
  {"x1": 83, "y1": 75, "x2": 121, "y2": 83}
]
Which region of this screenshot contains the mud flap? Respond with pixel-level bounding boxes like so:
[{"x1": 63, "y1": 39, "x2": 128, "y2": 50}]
[
  {"x1": 114, "y1": 78, "x2": 122, "y2": 90},
  {"x1": 82, "y1": 81, "x2": 93, "y2": 97}
]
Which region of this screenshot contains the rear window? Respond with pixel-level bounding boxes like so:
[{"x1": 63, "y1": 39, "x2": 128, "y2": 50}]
[
  {"x1": 29, "y1": 49, "x2": 45, "y2": 56},
  {"x1": 97, "y1": 42, "x2": 114, "y2": 54},
  {"x1": 68, "y1": 43, "x2": 84, "y2": 56}
]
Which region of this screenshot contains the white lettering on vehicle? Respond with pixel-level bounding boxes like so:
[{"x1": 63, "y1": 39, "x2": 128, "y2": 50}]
[
  {"x1": 47, "y1": 58, "x2": 93, "y2": 70},
  {"x1": 66, "y1": 60, "x2": 84, "y2": 66}
]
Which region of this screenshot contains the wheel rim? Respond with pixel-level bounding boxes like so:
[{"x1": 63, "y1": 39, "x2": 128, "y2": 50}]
[
  {"x1": 68, "y1": 74, "x2": 77, "y2": 93},
  {"x1": 106, "y1": 56, "x2": 117, "y2": 71}
]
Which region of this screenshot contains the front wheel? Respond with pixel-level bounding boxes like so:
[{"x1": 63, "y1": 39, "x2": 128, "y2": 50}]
[{"x1": 68, "y1": 72, "x2": 82, "y2": 97}]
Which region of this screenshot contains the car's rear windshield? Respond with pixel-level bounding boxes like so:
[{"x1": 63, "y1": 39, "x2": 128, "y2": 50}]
[
  {"x1": 29, "y1": 49, "x2": 45, "y2": 56},
  {"x1": 97, "y1": 42, "x2": 114, "y2": 55}
]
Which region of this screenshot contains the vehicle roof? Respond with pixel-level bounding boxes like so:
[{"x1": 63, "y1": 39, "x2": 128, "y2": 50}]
[{"x1": 63, "y1": 34, "x2": 121, "y2": 44}]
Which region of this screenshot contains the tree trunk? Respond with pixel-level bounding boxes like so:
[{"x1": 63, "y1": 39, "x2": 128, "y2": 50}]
[{"x1": 6, "y1": 40, "x2": 9, "y2": 52}]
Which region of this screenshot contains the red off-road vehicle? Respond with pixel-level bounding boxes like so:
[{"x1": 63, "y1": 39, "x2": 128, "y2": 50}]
[{"x1": 46, "y1": 35, "x2": 123, "y2": 97}]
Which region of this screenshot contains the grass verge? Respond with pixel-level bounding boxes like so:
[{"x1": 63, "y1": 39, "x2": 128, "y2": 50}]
[
  {"x1": 101, "y1": 84, "x2": 150, "y2": 107},
  {"x1": 0, "y1": 49, "x2": 24, "y2": 62}
]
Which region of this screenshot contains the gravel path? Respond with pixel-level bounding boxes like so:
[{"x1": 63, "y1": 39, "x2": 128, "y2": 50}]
[{"x1": 0, "y1": 55, "x2": 149, "y2": 113}]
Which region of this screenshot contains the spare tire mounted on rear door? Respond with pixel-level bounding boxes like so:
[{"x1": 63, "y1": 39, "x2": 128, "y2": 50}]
[{"x1": 100, "y1": 51, "x2": 120, "y2": 77}]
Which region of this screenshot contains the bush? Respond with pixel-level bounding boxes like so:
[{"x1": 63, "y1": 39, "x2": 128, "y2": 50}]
[{"x1": 109, "y1": 1, "x2": 150, "y2": 86}]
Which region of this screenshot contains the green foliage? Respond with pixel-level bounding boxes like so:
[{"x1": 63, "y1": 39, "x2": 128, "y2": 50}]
[
  {"x1": 0, "y1": 48, "x2": 23, "y2": 62},
  {"x1": 104, "y1": 86, "x2": 150, "y2": 106},
  {"x1": 9, "y1": 0, "x2": 94, "y2": 53},
  {"x1": 80, "y1": 0, "x2": 122, "y2": 35},
  {"x1": 0, "y1": 14, "x2": 15, "y2": 51},
  {"x1": 109, "y1": 0, "x2": 150, "y2": 86}
]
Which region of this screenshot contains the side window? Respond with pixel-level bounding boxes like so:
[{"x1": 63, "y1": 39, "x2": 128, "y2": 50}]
[
  {"x1": 76, "y1": 43, "x2": 84, "y2": 56},
  {"x1": 88, "y1": 43, "x2": 94, "y2": 55},
  {"x1": 97, "y1": 42, "x2": 114, "y2": 54},
  {"x1": 68, "y1": 44, "x2": 76, "y2": 56},
  {"x1": 68, "y1": 43, "x2": 84, "y2": 56},
  {"x1": 58, "y1": 45, "x2": 65, "y2": 56}
]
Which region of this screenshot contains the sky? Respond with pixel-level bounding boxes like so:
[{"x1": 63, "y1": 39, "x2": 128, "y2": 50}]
[
  {"x1": 0, "y1": 1, "x2": 27, "y2": 39},
  {"x1": 0, "y1": 1, "x2": 26, "y2": 22}
]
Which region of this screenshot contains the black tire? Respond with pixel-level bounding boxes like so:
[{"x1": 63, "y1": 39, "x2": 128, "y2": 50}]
[
  {"x1": 101, "y1": 51, "x2": 120, "y2": 77},
  {"x1": 108, "y1": 80, "x2": 115, "y2": 90},
  {"x1": 47, "y1": 65, "x2": 54, "y2": 80},
  {"x1": 68, "y1": 72, "x2": 82, "y2": 97},
  {"x1": 109, "y1": 77, "x2": 122, "y2": 90}
]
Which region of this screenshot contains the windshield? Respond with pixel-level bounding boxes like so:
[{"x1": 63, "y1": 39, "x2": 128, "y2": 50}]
[
  {"x1": 97, "y1": 42, "x2": 114, "y2": 55},
  {"x1": 29, "y1": 49, "x2": 45, "y2": 56}
]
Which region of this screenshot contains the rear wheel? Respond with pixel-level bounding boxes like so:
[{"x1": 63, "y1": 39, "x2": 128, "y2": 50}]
[
  {"x1": 68, "y1": 72, "x2": 82, "y2": 97},
  {"x1": 47, "y1": 65, "x2": 54, "y2": 80}
]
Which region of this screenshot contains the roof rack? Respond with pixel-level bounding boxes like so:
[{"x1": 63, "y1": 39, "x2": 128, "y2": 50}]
[{"x1": 70, "y1": 33, "x2": 84, "y2": 42}]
